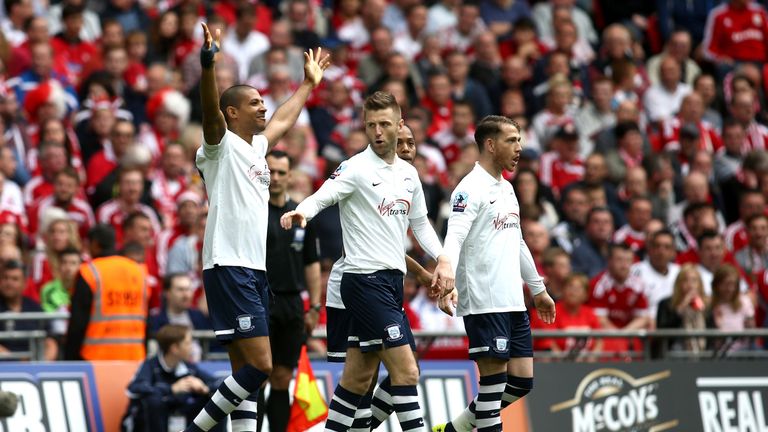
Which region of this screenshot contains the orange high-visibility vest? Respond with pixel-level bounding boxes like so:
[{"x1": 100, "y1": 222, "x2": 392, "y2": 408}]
[{"x1": 79, "y1": 256, "x2": 148, "y2": 361}]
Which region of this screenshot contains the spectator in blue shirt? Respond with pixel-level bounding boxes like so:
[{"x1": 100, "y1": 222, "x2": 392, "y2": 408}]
[{"x1": 480, "y1": 0, "x2": 532, "y2": 38}]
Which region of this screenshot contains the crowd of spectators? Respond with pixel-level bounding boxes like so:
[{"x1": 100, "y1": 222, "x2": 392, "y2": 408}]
[{"x1": 1, "y1": 0, "x2": 768, "y2": 361}]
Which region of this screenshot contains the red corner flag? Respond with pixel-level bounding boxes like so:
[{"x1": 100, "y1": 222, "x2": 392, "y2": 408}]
[{"x1": 287, "y1": 346, "x2": 328, "y2": 432}]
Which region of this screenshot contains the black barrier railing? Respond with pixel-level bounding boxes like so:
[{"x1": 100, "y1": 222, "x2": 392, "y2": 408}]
[{"x1": 2, "y1": 312, "x2": 766, "y2": 361}]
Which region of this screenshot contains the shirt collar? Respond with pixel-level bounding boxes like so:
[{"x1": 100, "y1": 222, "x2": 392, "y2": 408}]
[
  {"x1": 159, "y1": 353, "x2": 190, "y2": 377},
  {"x1": 364, "y1": 145, "x2": 397, "y2": 169},
  {"x1": 473, "y1": 162, "x2": 503, "y2": 185}
]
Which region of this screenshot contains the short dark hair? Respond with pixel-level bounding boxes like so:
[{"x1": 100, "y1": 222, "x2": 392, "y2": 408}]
[
  {"x1": 746, "y1": 213, "x2": 768, "y2": 228},
  {"x1": 220, "y1": 85, "x2": 257, "y2": 124},
  {"x1": 363, "y1": 91, "x2": 401, "y2": 117},
  {"x1": 683, "y1": 202, "x2": 714, "y2": 220},
  {"x1": 61, "y1": 3, "x2": 84, "y2": 20},
  {"x1": 123, "y1": 211, "x2": 150, "y2": 231},
  {"x1": 608, "y1": 242, "x2": 633, "y2": 258},
  {"x1": 266, "y1": 150, "x2": 294, "y2": 169},
  {"x1": 156, "y1": 324, "x2": 190, "y2": 353},
  {"x1": 88, "y1": 224, "x2": 116, "y2": 252},
  {"x1": 163, "y1": 273, "x2": 190, "y2": 291},
  {"x1": 3, "y1": 259, "x2": 25, "y2": 275},
  {"x1": 615, "y1": 121, "x2": 641, "y2": 140},
  {"x1": 586, "y1": 206, "x2": 612, "y2": 224},
  {"x1": 474, "y1": 115, "x2": 520, "y2": 153},
  {"x1": 649, "y1": 229, "x2": 674, "y2": 245},
  {"x1": 120, "y1": 241, "x2": 145, "y2": 260},
  {"x1": 697, "y1": 229, "x2": 722, "y2": 246},
  {"x1": 58, "y1": 247, "x2": 81, "y2": 259},
  {"x1": 55, "y1": 166, "x2": 80, "y2": 184}
]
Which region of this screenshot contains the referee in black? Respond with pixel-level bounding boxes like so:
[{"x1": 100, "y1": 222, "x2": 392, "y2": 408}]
[{"x1": 259, "y1": 150, "x2": 322, "y2": 432}]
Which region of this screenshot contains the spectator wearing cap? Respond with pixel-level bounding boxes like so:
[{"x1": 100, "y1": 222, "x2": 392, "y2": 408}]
[
  {"x1": 643, "y1": 56, "x2": 692, "y2": 126},
  {"x1": 0, "y1": 260, "x2": 58, "y2": 361},
  {"x1": 96, "y1": 167, "x2": 161, "y2": 246},
  {"x1": 51, "y1": 3, "x2": 99, "y2": 89},
  {"x1": 156, "y1": 190, "x2": 202, "y2": 278},
  {"x1": 539, "y1": 123, "x2": 584, "y2": 198},
  {"x1": 572, "y1": 206, "x2": 614, "y2": 278},
  {"x1": 26, "y1": 207, "x2": 81, "y2": 302},
  {"x1": 28, "y1": 167, "x2": 93, "y2": 239}
]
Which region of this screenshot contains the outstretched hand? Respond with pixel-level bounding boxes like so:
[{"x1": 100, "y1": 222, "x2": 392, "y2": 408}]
[
  {"x1": 303, "y1": 48, "x2": 331, "y2": 88},
  {"x1": 280, "y1": 210, "x2": 307, "y2": 230},
  {"x1": 200, "y1": 22, "x2": 222, "y2": 68},
  {"x1": 534, "y1": 291, "x2": 556, "y2": 324}
]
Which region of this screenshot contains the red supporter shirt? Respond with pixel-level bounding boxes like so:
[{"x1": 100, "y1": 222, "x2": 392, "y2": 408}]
[
  {"x1": 589, "y1": 271, "x2": 649, "y2": 329},
  {"x1": 538, "y1": 151, "x2": 584, "y2": 196},
  {"x1": 613, "y1": 225, "x2": 646, "y2": 256},
  {"x1": 85, "y1": 147, "x2": 118, "y2": 190},
  {"x1": 703, "y1": 3, "x2": 768, "y2": 63},
  {"x1": 28, "y1": 196, "x2": 95, "y2": 239},
  {"x1": 755, "y1": 270, "x2": 768, "y2": 328},
  {"x1": 95, "y1": 199, "x2": 162, "y2": 246},
  {"x1": 25, "y1": 252, "x2": 53, "y2": 303},
  {"x1": 658, "y1": 117, "x2": 722, "y2": 153},
  {"x1": 22, "y1": 176, "x2": 54, "y2": 206},
  {"x1": 420, "y1": 97, "x2": 453, "y2": 138},
  {"x1": 552, "y1": 302, "x2": 602, "y2": 351},
  {"x1": 724, "y1": 220, "x2": 749, "y2": 253}
]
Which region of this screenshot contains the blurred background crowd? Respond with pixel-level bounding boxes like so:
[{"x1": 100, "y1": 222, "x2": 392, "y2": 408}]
[{"x1": 1, "y1": 0, "x2": 768, "y2": 361}]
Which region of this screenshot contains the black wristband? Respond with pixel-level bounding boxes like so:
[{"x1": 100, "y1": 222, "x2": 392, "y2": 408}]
[{"x1": 200, "y1": 43, "x2": 219, "y2": 69}]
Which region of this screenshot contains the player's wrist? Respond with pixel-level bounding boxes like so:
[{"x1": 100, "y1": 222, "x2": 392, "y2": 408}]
[
  {"x1": 200, "y1": 44, "x2": 219, "y2": 69},
  {"x1": 309, "y1": 303, "x2": 322, "y2": 313}
]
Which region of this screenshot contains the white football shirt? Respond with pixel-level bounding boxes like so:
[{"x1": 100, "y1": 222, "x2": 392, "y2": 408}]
[
  {"x1": 630, "y1": 260, "x2": 680, "y2": 318},
  {"x1": 444, "y1": 163, "x2": 545, "y2": 316},
  {"x1": 196, "y1": 130, "x2": 270, "y2": 270},
  {"x1": 296, "y1": 145, "x2": 436, "y2": 274}
]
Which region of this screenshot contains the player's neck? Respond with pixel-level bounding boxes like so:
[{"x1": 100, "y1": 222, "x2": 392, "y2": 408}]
[
  {"x1": 269, "y1": 192, "x2": 287, "y2": 207},
  {"x1": 478, "y1": 157, "x2": 502, "y2": 180},
  {"x1": 230, "y1": 125, "x2": 256, "y2": 144}
]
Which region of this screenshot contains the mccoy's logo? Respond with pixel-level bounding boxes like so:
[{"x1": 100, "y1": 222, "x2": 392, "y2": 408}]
[
  {"x1": 377, "y1": 198, "x2": 411, "y2": 216},
  {"x1": 550, "y1": 369, "x2": 678, "y2": 432}
]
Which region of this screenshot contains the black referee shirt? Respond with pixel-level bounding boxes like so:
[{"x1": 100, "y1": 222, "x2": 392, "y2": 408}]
[{"x1": 266, "y1": 199, "x2": 320, "y2": 295}]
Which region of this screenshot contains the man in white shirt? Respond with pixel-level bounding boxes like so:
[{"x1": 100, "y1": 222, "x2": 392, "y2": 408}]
[
  {"x1": 185, "y1": 24, "x2": 329, "y2": 432},
  {"x1": 642, "y1": 56, "x2": 691, "y2": 124},
  {"x1": 221, "y1": 5, "x2": 270, "y2": 82},
  {"x1": 630, "y1": 229, "x2": 680, "y2": 320},
  {"x1": 434, "y1": 116, "x2": 556, "y2": 432},
  {"x1": 281, "y1": 92, "x2": 454, "y2": 432}
]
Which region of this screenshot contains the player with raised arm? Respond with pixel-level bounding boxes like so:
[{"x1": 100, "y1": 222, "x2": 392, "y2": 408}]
[
  {"x1": 281, "y1": 92, "x2": 454, "y2": 432},
  {"x1": 184, "y1": 23, "x2": 329, "y2": 432},
  {"x1": 433, "y1": 116, "x2": 556, "y2": 432}
]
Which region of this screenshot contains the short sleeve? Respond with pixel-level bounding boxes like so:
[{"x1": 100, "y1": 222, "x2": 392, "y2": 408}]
[
  {"x1": 201, "y1": 131, "x2": 227, "y2": 160},
  {"x1": 253, "y1": 134, "x2": 268, "y2": 157}
]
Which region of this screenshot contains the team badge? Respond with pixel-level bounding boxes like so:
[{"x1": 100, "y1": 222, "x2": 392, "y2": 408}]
[
  {"x1": 237, "y1": 315, "x2": 254, "y2": 332},
  {"x1": 385, "y1": 324, "x2": 403, "y2": 342},
  {"x1": 452, "y1": 192, "x2": 468, "y2": 212},
  {"x1": 330, "y1": 163, "x2": 347, "y2": 179},
  {"x1": 493, "y1": 337, "x2": 509, "y2": 353},
  {"x1": 754, "y1": 13, "x2": 762, "y2": 26}
]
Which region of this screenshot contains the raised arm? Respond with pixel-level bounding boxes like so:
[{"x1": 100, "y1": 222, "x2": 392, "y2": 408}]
[
  {"x1": 263, "y1": 48, "x2": 331, "y2": 150},
  {"x1": 200, "y1": 23, "x2": 227, "y2": 145}
]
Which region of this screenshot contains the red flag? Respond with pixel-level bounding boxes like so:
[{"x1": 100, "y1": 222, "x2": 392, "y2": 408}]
[{"x1": 287, "y1": 346, "x2": 328, "y2": 432}]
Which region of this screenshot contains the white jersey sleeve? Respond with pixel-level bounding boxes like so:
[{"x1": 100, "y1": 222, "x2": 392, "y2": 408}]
[
  {"x1": 296, "y1": 161, "x2": 358, "y2": 220},
  {"x1": 444, "y1": 188, "x2": 479, "y2": 275}
]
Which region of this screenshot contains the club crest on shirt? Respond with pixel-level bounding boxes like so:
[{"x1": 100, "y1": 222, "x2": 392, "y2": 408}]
[
  {"x1": 237, "y1": 315, "x2": 254, "y2": 332},
  {"x1": 493, "y1": 336, "x2": 509, "y2": 353},
  {"x1": 492, "y1": 212, "x2": 520, "y2": 230},
  {"x1": 248, "y1": 164, "x2": 270, "y2": 186},
  {"x1": 452, "y1": 192, "x2": 468, "y2": 212},
  {"x1": 378, "y1": 198, "x2": 411, "y2": 216},
  {"x1": 385, "y1": 324, "x2": 403, "y2": 342},
  {"x1": 329, "y1": 163, "x2": 347, "y2": 179}
]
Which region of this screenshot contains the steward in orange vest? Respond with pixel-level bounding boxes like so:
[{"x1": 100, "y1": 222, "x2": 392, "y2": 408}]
[{"x1": 64, "y1": 224, "x2": 149, "y2": 360}]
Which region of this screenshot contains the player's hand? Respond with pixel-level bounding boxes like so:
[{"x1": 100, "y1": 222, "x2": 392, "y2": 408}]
[
  {"x1": 200, "y1": 23, "x2": 221, "y2": 58},
  {"x1": 416, "y1": 270, "x2": 433, "y2": 291},
  {"x1": 280, "y1": 210, "x2": 307, "y2": 229},
  {"x1": 303, "y1": 48, "x2": 331, "y2": 88},
  {"x1": 534, "y1": 291, "x2": 556, "y2": 324},
  {"x1": 438, "y1": 288, "x2": 458, "y2": 316},
  {"x1": 431, "y1": 255, "x2": 455, "y2": 297},
  {"x1": 305, "y1": 308, "x2": 320, "y2": 334}
]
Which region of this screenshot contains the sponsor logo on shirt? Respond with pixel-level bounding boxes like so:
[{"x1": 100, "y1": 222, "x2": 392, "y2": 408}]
[
  {"x1": 248, "y1": 164, "x2": 270, "y2": 186},
  {"x1": 377, "y1": 198, "x2": 411, "y2": 216},
  {"x1": 452, "y1": 192, "x2": 468, "y2": 212},
  {"x1": 492, "y1": 212, "x2": 520, "y2": 230}
]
